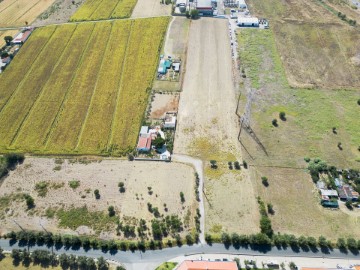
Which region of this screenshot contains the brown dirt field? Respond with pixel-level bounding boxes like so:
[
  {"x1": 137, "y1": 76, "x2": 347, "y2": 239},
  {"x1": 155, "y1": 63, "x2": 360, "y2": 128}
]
[
  {"x1": 0, "y1": 0, "x2": 56, "y2": 27},
  {"x1": 0, "y1": 158, "x2": 197, "y2": 239},
  {"x1": 252, "y1": 166, "x2": 360, "y2": 239},
  {"x1": 174, "y1": 18, "x2": 259, "y2": 235},
  {"x1": 150, "y1": 93, "x2": 179, "y2": 119},
  {"x1": 131, "y1": 0, "x2": 171, "y2": 18}
]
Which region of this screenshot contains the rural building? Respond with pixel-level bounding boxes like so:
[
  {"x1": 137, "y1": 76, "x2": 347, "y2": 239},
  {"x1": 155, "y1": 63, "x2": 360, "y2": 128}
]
[
  {"x1": 321, "y1": 200, "x2": 339, "y2": 208},
  {"x1": 164, "y1": 114, "x2": 177, "y2": 128},
  {"x1": 12, "y1": 28, "x2": 33, "y2": 44},
  {"x1": 237, "y1": 17, "x2": 259, "y2": 27},
  {"x1": 158, "y1": 58, "x2": 172, "y2": 74},
  {"x1": 177, "y1": 260, "x2": 238, "y2": 270},
  {"x1": 140, "y1": 126, "x2": 149, "y2": 136},
  {"x1": 237, "y1": 0, "x2": 247, "y2": 9},
  {"x1": 320, "y1": 189, "x2": 338, "y2": 198},
  {"x1": 172, "y1": 62, "x2": 181, "y2": 72},
  {"x1": 338, "y1": 185, "x2": 359, "y2": 201},
  {"x1": 1, "y1": 56, "x2": 11, "y2": 64},
  {"x1": 196, "y1": 0, "x2": 214, "y2": 15},
  {"x1": 137, "y1": 126, "x2": 151, "y2": 152}
]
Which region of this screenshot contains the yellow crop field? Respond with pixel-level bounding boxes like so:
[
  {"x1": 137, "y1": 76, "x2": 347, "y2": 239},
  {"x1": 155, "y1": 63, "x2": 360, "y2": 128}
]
[
  {"x1": 0, "y1": 17, "x2": 169, "y2": 155},
  {"x1": 70, "y1": 0, "x2": 138, "y2": 21},
  {"x1": 0, "y1": 0, "x2": 55, "y2": 27}
]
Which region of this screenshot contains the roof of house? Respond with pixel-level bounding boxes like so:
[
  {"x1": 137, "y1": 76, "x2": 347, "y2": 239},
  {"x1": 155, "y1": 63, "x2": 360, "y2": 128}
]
[
  {"x1": 338, "y1": 185, "x2": 353, "y2": 199},
  {"x1": 237, "y1": 17, "x2": 259, "y2": 24},
  {"x1": 177, "y1": 260, "x2": 238, "y2": 270},
  {"x1": 13, "y1": 30, "x2": 32, "y2": 43},
  {"x1": 140, "y1": 126, "x2": 149, "y2": 135},
  {"x1": 320, "y1": 189, "x2": 338, "y2": 197},
  {"x1": 196, "y1": 0, "x2": 213, "y2": 8},
  {"x1": 137, "y1": 136, "x2": 151, "y2": 150}
]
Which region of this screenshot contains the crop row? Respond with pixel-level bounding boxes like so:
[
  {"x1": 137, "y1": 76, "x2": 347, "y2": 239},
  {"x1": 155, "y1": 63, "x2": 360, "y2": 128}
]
[
  {"x1": 0, "y1": 18, "x2": 169, "y2": 155},
  {"x1": 70, "y1": 0, "x2": 138, "y2": 21}
]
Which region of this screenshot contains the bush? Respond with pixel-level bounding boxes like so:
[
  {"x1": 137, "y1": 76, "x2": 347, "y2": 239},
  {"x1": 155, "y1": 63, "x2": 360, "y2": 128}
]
[
  {"x1": 185, "y1": 234, "x2": 194, "y2": 245},
  {"x1": 4, "y1": 153, "x2": 25, "y2": 169},
  {"x1": 261, "y1": 177, "x2": 269, "y2": 187},
  {"x1": 94, "y1": 189, "x2": 100, "y2": 199},
  {"x1": 210, "y1": 160, "x2": 217, "y2": 169},
  {"x1": 180, "y1": 192, "x2": 185, "y2": 203},
  {"x1": 118, "y1": 182, "x2": 125, "y2": 193},
  {"x1": 347, "y1": 237, "x2": 357, "y2": 250},
  {"x1": 260, "y1": 216, "x2": 273, "y2": 237},
  {"x1": 267, "y1": 203, "x2": 274, "y2": 214},
  {"x1": 272, "y1": 119, "x2": 278, "y2": 127},
  {"x1": 337, "y1": 238, "x2": 346, "y2": 249},
  {"x1": 205, "y1": 234, "x2": 212, "y2": 244},
  {"x1": 108, "y1": 206, "x2": 115, "y2": 217},
  {"x1": 68, "y1": 180, "x2": 80, "y2": 189},
  {"x1": 357, "y1": 99, "x2": 360, "y2": 105},
  {"x1": 345, "y1": 200, "x2": 353, "y2": 210},
  {"x1": 279, "y1": 111, "x2": 286, "y2": 121},
  {"x1": 304, "y1": 157, "x2": 310, "y2": 162},
  {"x1": 24, "y1": 194, "x2": 34, "y2": 209},
  {"x1": 243, "y1": 160, "x2": 248, "y2": 169},
  {"x1": 221, "y1": 232, "x2": 231, "y2": 247},
  {"x1": 190, "y1": 9, "x2": 199, "y2": 19},
  {"x1": 234, "y1": 161, "x2": 241, "y2": 170}
]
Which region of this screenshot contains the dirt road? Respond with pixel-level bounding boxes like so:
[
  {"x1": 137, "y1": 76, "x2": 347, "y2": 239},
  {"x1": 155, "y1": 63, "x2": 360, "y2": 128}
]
[{"x1": 174, "y1": 18, "x2": 259, "y2": 234}]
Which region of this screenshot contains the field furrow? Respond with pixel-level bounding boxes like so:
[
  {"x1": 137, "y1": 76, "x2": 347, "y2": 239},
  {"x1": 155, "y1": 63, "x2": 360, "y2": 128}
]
[
  {"x1": 111, "y1": 0, "x2": 138, "y2": 19},
  {"x1": 70, "y1": 0, "x2": 104, "y2": 21},
  {"x1": 110, "y1": 17, "x2": 168, "y2": 154},
  {"x1": 0, "y1": 28, "x2": 55, "y2": 109},
  {"x1": 90, "y1": 0, "x2": 119, "y2": 20},
  {"x1": 46, "y1": 22, "x2": 112, "y2": 152},
  {"x1": 13, "y1": 23, "x2": 95, "y2": 150},
  {"x1": 77, "y1": 20, "x2": 132, "y2": 153},
  {"x1": 0, "y1": 25, "x2": 75, "y2": 148}
]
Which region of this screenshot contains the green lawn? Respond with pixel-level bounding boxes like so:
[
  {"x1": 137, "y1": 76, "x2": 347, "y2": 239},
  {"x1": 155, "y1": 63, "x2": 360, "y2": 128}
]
[{"x1": 156, "y1": 262, "x2": 178, "y2": 270}]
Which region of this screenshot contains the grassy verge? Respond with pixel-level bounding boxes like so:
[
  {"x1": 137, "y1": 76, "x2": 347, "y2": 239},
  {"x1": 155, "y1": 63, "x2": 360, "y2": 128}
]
[{"x1": 156, "y1": 262, "x2": 178, "y2": 270}]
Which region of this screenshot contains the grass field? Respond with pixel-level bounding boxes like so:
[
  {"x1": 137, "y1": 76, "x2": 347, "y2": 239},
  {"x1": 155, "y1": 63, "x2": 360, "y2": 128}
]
[
  {"x1": 0, "y1": 256, "x2": 62, "y2": 270},
  {"x1": 0, "y1": 0, "x2": 55, "y2": 27},
  {"x1": 0, "y1": 17, "x2": 168, "y2": 156},
  {"x1": 70, "y1": 0, "x2": 138, "y2": 21},
  {"x1": 247, "y1": 0, "x2": 360, "y2": 89},
  {"x1": 237, "y1": 27, "x2": 360, "y2": 239}
]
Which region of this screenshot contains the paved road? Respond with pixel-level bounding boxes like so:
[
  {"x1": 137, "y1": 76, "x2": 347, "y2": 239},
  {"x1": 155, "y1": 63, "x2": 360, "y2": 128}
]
[
  {"x1": 2, "y1": 240, "x2": 360, "y2": 270},
  {"x1": 172, "y1": 154, "x2": 205, "y2": 244}
]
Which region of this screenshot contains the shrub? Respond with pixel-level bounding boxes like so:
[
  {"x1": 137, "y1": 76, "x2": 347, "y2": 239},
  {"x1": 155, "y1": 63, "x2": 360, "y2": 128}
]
[
  {"x1": 190, "y1": 9, "x2": 199, "y2": 19},
  {"x1": 289, "y1": 262, "x2": 297, "y2": 270},
  {"x1": 94, "y1": 189, "x2": 100, "y2": 199},
  {"x1": 68, "y1": 180, "x2": 80, "y2": 189},
  {"x1": 261, "y1": 177, "x2": 269, "y2": 187},
  {"x1": 24, "y1": 194, "x2": 34, "y2": 209},
  {"x1": 337, "y1": 238, "x2": 346, "y2": 249},
  {"x1": 347, "y1": 238, "x2": 357, "y2": 250},
  {"x1": 180, "y1": 192, "x2": 185, "y2": 203},
  {"x1": 345, "y1": 200, "x2": 353, "y2": 210},
  {"x1": 205, "y1": 234, "x2": 212, "y2": 244},
  {"x1": 243, "y1": 160, "x2": 248, "y2": 169},
  {"x1": 185, "y1": 234, "x2": 193, "y2": 245},
  {"x1": 260, "y1": 216, "x2": 273, "y2": 237},
  {"x1": 221, "y1": 232, "x2": 231, "y2": 247},
  {"x1": 210, "y1": 160, "x2": 217, "y2": 169},
  {"x1": 304, "y1": 157, "x2": 310, "y2": 162},
  {"x1": 272, "y1": 119, "x2": 278, "y2": 127},
  {"x1": 279, "y1": 111, "x2": 286, "y2": 121},
  {"x1": 267, "y1": 203, "x2": 274, "y2": 214},
  {"x1": 108, "y1": 206, "x2": 115, "y2": 217},
  {"x1": 234, "y1": 161, "x2": 241, "y2": 170},
  {"x1": 357, "y1": 99, "x2": 360, "y2": 105},
  {"x1": 118, "y1": 182, "x2": 125, "y2": 193}
]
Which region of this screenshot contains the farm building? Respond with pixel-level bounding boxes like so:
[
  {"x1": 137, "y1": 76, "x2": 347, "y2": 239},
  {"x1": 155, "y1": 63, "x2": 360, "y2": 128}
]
[
  {"x1": 164, "y1": 114, "x2": 177, "y2": 128},
  {"x1": 338, "y1": 185, "x2": 359, "y2": 201},
  {"x1": 172, "y1": 62, "x2": 181, "y2": 72},
  {"x1": 237, "y1": 17, "x2": 259, "y2": 27},
  {"x1": 196, "y1": 0, "x2": 214, "y2": 15},
  {"x1": 237, "y1": 0, "x2": 247, "y2": 9},
  {"x1": 177, "y1": 260, "x2": 237, "y2": 270},
  {"x1": 12, "y1": 28, "x2": 33, "y2": 44},
  {"x1": 320, "y1": 189, "x2": 338, "y2": 198},
  {"x1": 158, "y1": 58, "x2": 172, "y2": 74},
  {"x1": 137, "y1": 126, "x2": 151, "y2": 152}
]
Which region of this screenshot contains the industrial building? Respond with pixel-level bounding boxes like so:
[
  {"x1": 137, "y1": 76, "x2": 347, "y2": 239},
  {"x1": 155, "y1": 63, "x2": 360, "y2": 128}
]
[
  {"x1": 237, "y1": 17, "x2": 259, "y2": 27},
  {"x1": 196, "y1": 0, "x2": 214, "y2": 15}
]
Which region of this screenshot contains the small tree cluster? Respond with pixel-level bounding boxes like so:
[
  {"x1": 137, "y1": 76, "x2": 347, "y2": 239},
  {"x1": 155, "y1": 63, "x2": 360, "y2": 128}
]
[
  {"x1": 118, "y1": 182, "x2": 125, "y2": 193},
  {"x1": 261, "y1": 176, "x2": 269, "y2": 187}
]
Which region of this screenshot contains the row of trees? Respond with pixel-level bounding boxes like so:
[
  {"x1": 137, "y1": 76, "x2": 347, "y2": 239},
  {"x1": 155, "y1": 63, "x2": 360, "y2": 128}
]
[
  {"x1": 8, "y1": 248, "x2": 114, "y2": 270},
  {"x1": 205, "y1": 232, "x2": 360, "y2": 252}
]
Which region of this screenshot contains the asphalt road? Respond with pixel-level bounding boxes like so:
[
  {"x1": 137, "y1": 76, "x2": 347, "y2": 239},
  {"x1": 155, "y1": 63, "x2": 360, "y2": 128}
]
[{"x1": 1, "y1": 240, "x2": 360, "y2": 269}]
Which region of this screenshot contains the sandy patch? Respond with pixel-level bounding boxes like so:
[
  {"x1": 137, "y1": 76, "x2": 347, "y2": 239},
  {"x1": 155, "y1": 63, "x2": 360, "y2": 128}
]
[
  {"x1": 131, "y1": 0, "x2": 171, "y2": 18},
  {"x1": 150, "y1": 93, "x2": 179, "y2": 119}
]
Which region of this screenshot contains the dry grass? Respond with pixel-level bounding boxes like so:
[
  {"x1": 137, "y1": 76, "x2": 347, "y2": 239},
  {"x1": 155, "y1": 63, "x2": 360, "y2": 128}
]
[
  {"x1": 0, "y1": 255, "x2": 62, "y2": 270},
  {"x1": 0, "y1": 158, "x2": 197, "y2": 239}
]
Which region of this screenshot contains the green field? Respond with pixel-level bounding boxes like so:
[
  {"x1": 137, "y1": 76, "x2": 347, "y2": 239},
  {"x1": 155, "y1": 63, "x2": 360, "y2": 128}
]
[
  {"x1": 70, "y1": 0, "x2": 138, "y2": 21},
  {"x1": 0, "y1": 18, "x2": 169, "y2": 156}
]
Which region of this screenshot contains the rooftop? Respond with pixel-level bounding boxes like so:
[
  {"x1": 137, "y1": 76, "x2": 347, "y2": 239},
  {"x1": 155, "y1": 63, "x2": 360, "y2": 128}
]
[{"x1": 177, "y1": 260, "x2": 238, "y2": 270}]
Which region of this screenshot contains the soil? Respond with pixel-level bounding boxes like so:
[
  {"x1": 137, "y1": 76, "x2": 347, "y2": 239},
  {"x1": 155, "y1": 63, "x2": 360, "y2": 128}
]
[
  {"x1": 0, "y1": 157, "x2": 197, "y2": 238},
  {"x1": 131, "y1": 0, "x2": 172, "y2": 18},
  {"x1": 174, "y1": 18, "x2": 259, "y2": 234},
  {"x1": 32, "y1": 0, "x2": 85, "y2": 27},
  {"x1": 150, "y1": 93, "x2": 179, "y2": 119}
]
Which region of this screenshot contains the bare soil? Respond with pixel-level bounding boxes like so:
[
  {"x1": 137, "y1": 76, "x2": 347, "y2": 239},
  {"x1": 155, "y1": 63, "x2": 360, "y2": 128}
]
[
  {"x1": 0, "y1": 157, "x2": 197, "y2": 238},
  {"x1": 150, "y1": 93, "x2": 179, "y2": 119},
  {"x1": 174, "y1": 18, "x2": 259, "y2": 235},
  {"x1": 131, "y1": 0, "x2": 171, "y2": 18},
  {"x1": 32, "y1": 0, "x2": 85, "y2": 27}
]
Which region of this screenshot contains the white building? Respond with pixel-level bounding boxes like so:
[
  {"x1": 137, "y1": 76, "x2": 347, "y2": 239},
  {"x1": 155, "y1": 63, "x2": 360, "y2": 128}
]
[
  {"x1": 164, "y1": 115, "x2": 177, "y2": 129},
  {"x1": 237, "y1": 17, "x2": 259, "y2": 27},
  {"x1": 237, "y1": 0, "x2": 247, "y2": 9}
]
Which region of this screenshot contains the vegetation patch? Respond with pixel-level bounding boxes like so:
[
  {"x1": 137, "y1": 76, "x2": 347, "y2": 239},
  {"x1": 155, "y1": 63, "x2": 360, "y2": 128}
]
[
  {"x1": 57, "y1": 206, "x2": 117, "y2": 233},
  {"x1": 156, "y1": 262, "x2": 178, "y2": 270}
]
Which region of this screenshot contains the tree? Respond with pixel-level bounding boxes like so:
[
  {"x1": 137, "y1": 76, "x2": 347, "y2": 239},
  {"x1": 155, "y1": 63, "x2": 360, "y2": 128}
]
[
  {"x1": 116, "y1": 266, "x2": 126, "y2": 270},
  {"x1": 180, "y1": 192, "x2": 185, "y2": 203},
  {"x1": 267, "y1": 203, "x2": 274, "y2": 214},
  {"x1": 118, "y1": 182, "x2": 125, "y2": 193},
  {"x1": 185, "y1": 234, "x2": 193, "y2": 245},
  {"x1": 108, "y1": 206, "x2": 115, "y2": 217},
  {"x1": 347, "y1": 237, "x2": 357, "y2": 250},
  {"x1": 190, "y1": 9, "x2": 199, "y2": 19},
  {"x1": 243, "y1": 160, "x2": 248, "y2": 169},
  {"x1": 231, "y1": 233, "x2": 241, "y2": 248},
  {"x1": 260, "y1": 216, "x2": 273, "y2": 237},
  {"x1": 11, "y1": 249, "x2": 22, "y2": 261},
  {"x1": 279, "y1": 111, "x2": 286, "y2": 121},
  {"x1": 345, "y1": 200, "x2": 353, "y2": 210},
  {"x1": 94, "y1": 189, "x2": 100, "y2": 199},
  {"x1": 289, "y1": 262, "x2": 297, "y2": 270},
  {"x1": 234, "y1": 161, "x2": 241, "y2": 170},
  {"x1": 318, "y1": 236, "x2": 328, "y2": 247},
  {"x1": 153, "y1": 136, "x2": 165, "y2": 149},
  {"x1": 0, "y1": 247, "x2": 4, "y2": 261},
  {"x1": 4, "y1": 36, "x2": 12, "y2": 45},
  {"x1": 298, "y1": 235, "x2": 308, "y2": 248},
  {"x1": 97, "y1": 257, "x2": 109, "y2": 270},
  {"x1": 205, "y1": 234, "x2": 212, "y2": 245},
  {"x1": 24, "y1": 194, "x2": 34, "y2": 209},
  {"x1": 221, "y1": 232, "x2": 231, "y2": 247},
  {"x1": 337, "y1": 238, "x2": 346, "y2": 249},
  {"x1": 210, "y1": 160, "x2": 217, "y2": 169},
  {"x1": 261, "y1": 176, "x2": 269, "y2": 187},
  {"x1": 272, "y1": 119, "x2": 278, "y2": 127}
]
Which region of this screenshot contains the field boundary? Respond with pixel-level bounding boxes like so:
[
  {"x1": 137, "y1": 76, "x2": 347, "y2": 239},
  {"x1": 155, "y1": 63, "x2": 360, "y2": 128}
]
[
  {"x1": 74, "y1": 22, "x2": 114, "y2": 150},
  {"x1": 43, "y1": 24, "x2": 96, "y2": 149},
  {"x1": 0, "y1": 27, "x2": 57, "y2": 113},
  {"x1": 10, "y1": 26, "x2": 78, "y2": 147}
]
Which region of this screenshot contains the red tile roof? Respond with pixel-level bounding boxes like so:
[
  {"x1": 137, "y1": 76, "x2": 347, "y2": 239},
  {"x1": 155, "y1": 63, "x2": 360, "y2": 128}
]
[
  {"x1": 177, "y1": 260, "x2": 237, "y2": 270},
  {"x1": 137, "y1": 136, "x2": 151, "y2": 150}
]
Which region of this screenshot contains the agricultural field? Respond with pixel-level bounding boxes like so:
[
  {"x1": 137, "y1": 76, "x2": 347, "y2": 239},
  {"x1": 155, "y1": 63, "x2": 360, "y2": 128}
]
[
  {"x1": 0, "y1": 17, "x2": 169, "y2": 156},
  {"x1": 236, "y1": 26, "x2": 360, "y2": 239},
  {"x1": 247, "y1": 0, "x2": 360, "y2": 89},
  {"x1": 131, "y1": 0, "x2": 172, "y2": 18},
  {"x1": 70, "y1": 0, "x2": 138, "y2": 21},
  {"x1": 0, "y1": 0, "x2": 55, "y2": 27},
  {"x1": 0, "y1": 30, "x2": 18, "y2": 47},
  {"x1": 0, "y1": 157, "x2": 197, "y2": 239}
]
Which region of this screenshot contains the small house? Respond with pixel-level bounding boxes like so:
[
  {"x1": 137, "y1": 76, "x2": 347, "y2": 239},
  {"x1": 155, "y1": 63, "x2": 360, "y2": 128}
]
[
  {"x1": 164, "y1": 114, "x2": 177, "y2": 129},
  {"x1": 137, "y1": 126, "x2": 151, "y2": 152},
  {"x1": 237, "y1": 17, "x2": 259, "y2": 27},
  {"x1": 196, "y1": 0, "x2": 214, "y2": 15},
  {"x1": 172, "y1": 62, "x2": 180, "y2": 72},
  {"x1": 338, "y1": 185, "x2": 359, "y2": 201},
  {"x1": 12, "y1": 28, "x2": 33, "y2": 44}
]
